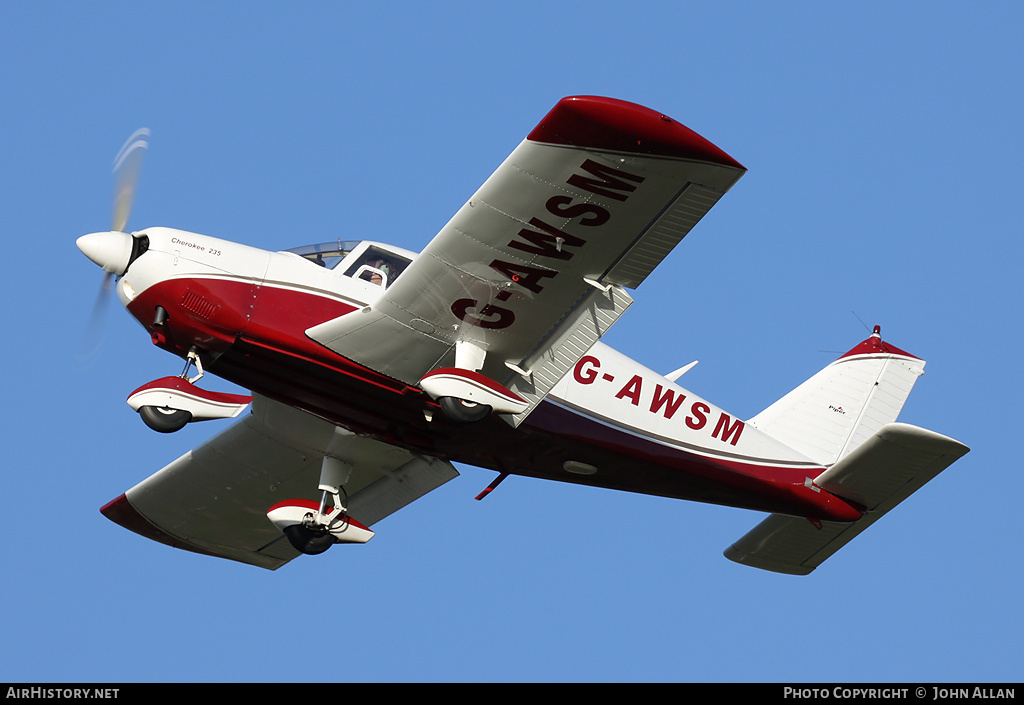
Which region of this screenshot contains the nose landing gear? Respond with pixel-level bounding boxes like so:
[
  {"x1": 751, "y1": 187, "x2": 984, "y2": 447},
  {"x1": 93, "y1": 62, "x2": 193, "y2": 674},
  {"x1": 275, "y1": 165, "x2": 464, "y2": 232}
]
[{"x1": 127, "y1": 350, "x2": 252, "y2": 433}]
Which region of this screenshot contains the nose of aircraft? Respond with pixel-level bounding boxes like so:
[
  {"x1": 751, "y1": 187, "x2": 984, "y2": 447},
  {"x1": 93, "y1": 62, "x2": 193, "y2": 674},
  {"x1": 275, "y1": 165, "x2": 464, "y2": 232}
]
[{"x1": 77, "y1": 231, "x2": 135, "y2": 275}]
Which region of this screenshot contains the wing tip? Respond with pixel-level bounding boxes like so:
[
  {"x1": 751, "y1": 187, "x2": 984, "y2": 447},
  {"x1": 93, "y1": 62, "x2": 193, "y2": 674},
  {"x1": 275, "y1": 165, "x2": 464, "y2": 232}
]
[
  {"x1": 528, "y1": 95, "x2": 745, "y2": 169},
  {"x1": 101, "y1": 493, "x2": 258, "y2": 565},
  {"x1": 101, "y1": 493, "x2": 194, "y2": 552}
]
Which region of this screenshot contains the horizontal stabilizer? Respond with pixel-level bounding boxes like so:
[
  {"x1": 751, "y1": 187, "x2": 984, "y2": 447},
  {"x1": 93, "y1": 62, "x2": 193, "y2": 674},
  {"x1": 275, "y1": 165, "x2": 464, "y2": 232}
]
[{"x1": 724, "y1": 423, "x2": 968, "y2": 575}]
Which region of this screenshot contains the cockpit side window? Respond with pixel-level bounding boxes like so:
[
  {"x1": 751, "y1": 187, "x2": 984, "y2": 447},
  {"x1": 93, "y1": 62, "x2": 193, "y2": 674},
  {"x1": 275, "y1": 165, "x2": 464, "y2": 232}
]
[
  {"x1": 284, "y1": 241, "x2": 413, "y2": 289},
  {"x1": 345, "y1": 247, "x2": 410, "y2": 288}
]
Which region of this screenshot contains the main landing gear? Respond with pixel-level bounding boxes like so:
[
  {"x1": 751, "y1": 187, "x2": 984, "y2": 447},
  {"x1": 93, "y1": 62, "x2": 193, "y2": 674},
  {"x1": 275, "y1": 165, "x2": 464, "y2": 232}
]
[
  {"x1": 266, "y1": 456, "x2": 375, "y2": 555},
  {"x1": 419, "y1": 342, "x2": 529, "y2": 424},
  {"x1": 138, "y1": 405, "x2": 192, "y2": 434},
  {"x1": 438, "y1": 395, "x2": 492, "y2": 424},
  {"x1": 126, "y1": 349, "x2": 252, "y2": 433}
]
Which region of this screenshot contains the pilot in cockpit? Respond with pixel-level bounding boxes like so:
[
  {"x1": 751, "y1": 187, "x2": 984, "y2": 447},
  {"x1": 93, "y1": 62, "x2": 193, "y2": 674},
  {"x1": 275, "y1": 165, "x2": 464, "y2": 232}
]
[
  {"x1": 364, "y1": 258, "x2": 390, "y2": 286},
  {"x1": 360, "y1": 255, "x2": 406, "y2": 287}
]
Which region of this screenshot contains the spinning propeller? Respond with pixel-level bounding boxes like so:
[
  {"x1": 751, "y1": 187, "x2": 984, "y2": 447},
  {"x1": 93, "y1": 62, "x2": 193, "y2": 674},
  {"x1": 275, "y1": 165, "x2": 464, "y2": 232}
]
[{"x1": 78, "y1": 129, "x2": 150, "y2": 352}]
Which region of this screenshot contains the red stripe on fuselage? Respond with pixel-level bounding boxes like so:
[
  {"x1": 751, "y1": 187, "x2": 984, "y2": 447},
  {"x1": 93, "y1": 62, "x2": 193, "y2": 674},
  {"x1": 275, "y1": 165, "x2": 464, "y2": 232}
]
[
  {"x1": 522, "y1": 401, "x2": 859, "y2": 521},
  {"x1": 126, "y1": 276, "x2": 857, "y2": 521}
]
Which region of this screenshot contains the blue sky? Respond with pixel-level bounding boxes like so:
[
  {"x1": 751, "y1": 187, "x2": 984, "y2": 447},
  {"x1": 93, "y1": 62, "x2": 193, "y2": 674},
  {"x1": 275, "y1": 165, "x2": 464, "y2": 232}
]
[{"x1": 2, "y1": 2, "x2": 1021, "y2": 683}]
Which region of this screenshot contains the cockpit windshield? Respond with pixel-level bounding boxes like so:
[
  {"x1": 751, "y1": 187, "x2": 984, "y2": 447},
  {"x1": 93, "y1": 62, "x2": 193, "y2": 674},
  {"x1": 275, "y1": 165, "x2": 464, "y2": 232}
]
[
  {"x1": 283, "y1": 240, "x2": 414, "y2": 289},
  {"x1": 284, "y1": 241, "x2": 360, "y2": 270}
]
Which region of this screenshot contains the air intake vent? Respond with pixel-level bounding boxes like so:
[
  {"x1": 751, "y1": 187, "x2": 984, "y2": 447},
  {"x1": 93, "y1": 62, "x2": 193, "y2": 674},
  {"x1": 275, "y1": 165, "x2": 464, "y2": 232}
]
[{"x1": 181, "y1": 290, "x2": 219, "y2": 320}]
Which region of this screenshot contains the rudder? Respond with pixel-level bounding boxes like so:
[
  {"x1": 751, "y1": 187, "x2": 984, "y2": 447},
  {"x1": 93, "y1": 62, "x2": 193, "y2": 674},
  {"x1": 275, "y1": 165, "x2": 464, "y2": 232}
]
[{"x1": 747, "y1": 326, "x2": 926, "y2": 466}]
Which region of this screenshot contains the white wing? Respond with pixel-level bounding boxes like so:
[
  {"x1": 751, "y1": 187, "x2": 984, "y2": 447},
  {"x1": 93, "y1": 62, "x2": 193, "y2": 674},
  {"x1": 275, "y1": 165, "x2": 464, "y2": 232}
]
[
  {"x1": 102, "y1": 395, "x2": 458, "y2": 569},
  {"x1": 308, "y1": 96, "x2": 745, "y2": 423}
]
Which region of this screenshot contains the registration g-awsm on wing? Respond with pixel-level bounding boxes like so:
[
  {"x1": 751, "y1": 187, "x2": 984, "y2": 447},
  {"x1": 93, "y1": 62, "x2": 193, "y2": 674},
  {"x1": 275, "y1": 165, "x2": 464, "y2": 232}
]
[{"x1": 76, "y1": 96, "x2": 968, "y2": 574}]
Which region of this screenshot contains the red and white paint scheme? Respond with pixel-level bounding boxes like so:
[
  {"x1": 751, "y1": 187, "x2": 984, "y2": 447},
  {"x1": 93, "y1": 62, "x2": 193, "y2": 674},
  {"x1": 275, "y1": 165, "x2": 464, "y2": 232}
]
[
  {"x1": 420, "y1": 367, "x2": 529, "y2": 418},
  {"x1": 267, "y1": 500, "x2": 375, "y2": 550},
  {"x1": 126, "y1": 375, "x2": 252, "y2": 432},
  {"x1": 79, "y1": 96, "x2": 969, "y2": 575}
]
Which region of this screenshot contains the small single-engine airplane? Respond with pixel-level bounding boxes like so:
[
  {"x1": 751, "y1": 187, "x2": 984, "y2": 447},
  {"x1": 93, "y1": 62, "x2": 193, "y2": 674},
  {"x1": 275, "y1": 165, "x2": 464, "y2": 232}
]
[{"x1": 78, "y1": 96, "x2": 968, "y2": 574}]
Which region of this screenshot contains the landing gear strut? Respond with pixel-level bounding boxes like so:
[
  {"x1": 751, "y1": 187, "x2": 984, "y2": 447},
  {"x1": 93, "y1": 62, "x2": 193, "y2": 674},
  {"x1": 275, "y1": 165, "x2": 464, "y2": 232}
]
[
  {"x1": 418, "y1": 341, "x2": 529, "y2": 423},
  {"x1": 136, "y1": 350, "x2": 203, "y2": 433},
  {"x1": 127, "y1": 348, "x2": 252, "y2": 433},
  {"x1": 266, "y1": 456, "x2": 375, "y2": 555}
]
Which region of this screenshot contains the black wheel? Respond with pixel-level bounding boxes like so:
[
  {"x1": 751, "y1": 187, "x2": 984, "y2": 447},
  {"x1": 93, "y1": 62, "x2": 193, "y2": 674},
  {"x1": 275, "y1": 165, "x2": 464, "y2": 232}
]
[
  {"x1": 139, "y1": 405, "x2": 192, "y2": 433},
  {"x1": 283, "y1": 524, "x2": 336, "y2": 555},
  {"x1": 439, "y1": 396, "x2": 492, "y2": 424}
]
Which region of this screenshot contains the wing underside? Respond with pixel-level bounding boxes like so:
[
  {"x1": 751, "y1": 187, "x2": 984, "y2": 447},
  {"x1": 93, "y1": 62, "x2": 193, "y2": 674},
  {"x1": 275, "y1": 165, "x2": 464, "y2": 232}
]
[
  {"x1": 102, "y1": 395, "x2": 459, "y2": 569},
  {"x1": 307, "y1": 96, "x2": 745, "y2": 424}
]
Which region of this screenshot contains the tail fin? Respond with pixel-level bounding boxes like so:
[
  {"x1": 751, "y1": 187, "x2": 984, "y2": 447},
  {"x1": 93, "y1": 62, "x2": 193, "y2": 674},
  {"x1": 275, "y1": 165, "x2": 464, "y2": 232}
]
[
  {"x1": 727, "y1": 328, "x2": 969, "y2": 575},
  {"x1": 747, "y1": 326, "x2": 926, "y2": 466}
]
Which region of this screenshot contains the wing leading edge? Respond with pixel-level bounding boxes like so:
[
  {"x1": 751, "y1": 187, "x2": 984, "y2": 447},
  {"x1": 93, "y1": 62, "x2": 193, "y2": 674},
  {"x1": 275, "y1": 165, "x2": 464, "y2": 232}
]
[
  {"x1": 101, "y1": 395, "x2": 459, "y2": 569},
  {"x1": 307, "y1": 96, "x2": 745, "y2": 424}
]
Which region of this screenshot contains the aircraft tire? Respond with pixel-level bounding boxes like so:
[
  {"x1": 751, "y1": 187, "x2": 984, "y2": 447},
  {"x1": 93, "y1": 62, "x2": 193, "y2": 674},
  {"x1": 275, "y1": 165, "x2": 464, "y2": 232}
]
[
  {"x1": 283, "y1": 524, "x2": 335, "y2": 555},
  {"x1": 138, "y1": 406, "x2": 192, "y2": 433},
  {"x1": 439, "y1": 396, "x2": 492, "y2": 424}
]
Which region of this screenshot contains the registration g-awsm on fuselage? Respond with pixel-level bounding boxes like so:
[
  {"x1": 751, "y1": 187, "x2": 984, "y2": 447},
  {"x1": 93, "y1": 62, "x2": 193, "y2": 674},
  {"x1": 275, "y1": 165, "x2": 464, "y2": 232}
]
[{"x1": 77, "y1": 96, "x2": 968, "y2": 575}]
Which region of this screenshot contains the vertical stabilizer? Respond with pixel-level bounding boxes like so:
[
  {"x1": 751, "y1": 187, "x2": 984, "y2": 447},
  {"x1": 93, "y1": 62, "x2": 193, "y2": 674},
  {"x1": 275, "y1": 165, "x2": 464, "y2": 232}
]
[{"x1": 747, "y1": 327, "x2": 926, "y2": 467}]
